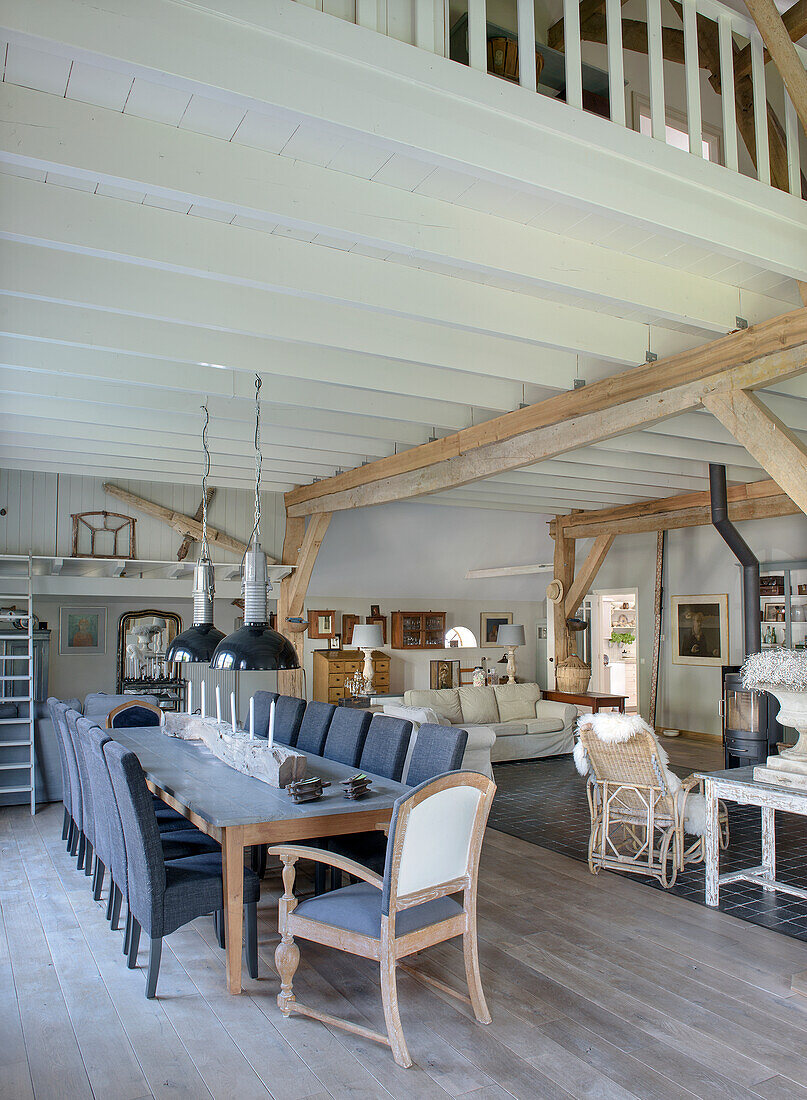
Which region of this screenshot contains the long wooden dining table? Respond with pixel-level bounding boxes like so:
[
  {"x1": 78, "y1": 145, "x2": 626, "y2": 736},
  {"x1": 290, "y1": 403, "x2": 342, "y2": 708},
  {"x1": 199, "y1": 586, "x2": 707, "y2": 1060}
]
[{"x1": 110, "y1": 725, "x2": 410, "y2": 993}]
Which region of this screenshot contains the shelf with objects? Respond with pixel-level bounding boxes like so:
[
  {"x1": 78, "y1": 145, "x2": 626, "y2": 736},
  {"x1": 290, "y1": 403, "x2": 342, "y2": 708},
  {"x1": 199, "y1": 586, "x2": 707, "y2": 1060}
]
[{"x1": 759, "y1": 561, "x2": 807, "y2": 653}]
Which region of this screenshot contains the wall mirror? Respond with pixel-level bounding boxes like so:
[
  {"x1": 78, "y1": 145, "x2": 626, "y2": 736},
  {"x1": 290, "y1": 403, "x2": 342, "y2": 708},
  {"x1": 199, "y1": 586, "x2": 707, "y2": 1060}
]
[{"x1": 117, "y1": 609, "x2": 182, "y2": 688}]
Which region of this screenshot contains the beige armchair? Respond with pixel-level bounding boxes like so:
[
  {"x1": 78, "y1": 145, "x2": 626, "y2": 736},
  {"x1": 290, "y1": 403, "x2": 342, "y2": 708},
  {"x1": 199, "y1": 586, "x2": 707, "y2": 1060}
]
[{"x1": 575, "y1": 715, "x2": 729, "y2": 888}]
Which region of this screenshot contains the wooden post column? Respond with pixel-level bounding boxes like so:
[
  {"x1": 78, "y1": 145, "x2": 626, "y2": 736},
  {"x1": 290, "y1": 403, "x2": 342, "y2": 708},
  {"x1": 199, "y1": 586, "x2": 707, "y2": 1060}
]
[
  {"x1": 551, "y1": 517, "x2": 576, "y2": 679},
  {"x1": 277, "y1": 512, "x2": 332, "y2": 697}
]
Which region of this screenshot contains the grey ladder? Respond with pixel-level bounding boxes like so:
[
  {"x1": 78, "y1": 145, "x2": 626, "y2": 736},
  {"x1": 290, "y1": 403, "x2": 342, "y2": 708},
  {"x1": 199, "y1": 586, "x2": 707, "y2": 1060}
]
[{"x1": 0, "y1": 555, "x2": 35, "y2": 814}]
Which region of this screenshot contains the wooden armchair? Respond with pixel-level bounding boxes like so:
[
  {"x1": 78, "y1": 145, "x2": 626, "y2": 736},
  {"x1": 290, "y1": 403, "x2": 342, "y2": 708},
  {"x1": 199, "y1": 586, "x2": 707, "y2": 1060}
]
[
  {"x1": 267, "y1": 771, "x2": 496, "y2": 1068},
  {"x1": 575, "y1": 716, "x2": 729, "y2": 888}
]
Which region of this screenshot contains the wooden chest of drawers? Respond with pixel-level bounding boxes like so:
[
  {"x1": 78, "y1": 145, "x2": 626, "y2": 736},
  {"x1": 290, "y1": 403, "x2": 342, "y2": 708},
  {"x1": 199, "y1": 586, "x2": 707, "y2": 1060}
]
[{"x1": 312, "y1": 649, "x2": 391, "y2": 704}]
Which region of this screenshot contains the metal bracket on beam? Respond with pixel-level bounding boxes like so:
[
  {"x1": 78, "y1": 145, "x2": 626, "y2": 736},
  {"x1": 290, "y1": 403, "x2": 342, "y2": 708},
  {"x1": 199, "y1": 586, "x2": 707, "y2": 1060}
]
[
  {"x1": 735, "y1": 316, "x2": 749, "y2": 329},
  {"x1": 645, "y1": 351, "x2": 658, "y2": 363}
]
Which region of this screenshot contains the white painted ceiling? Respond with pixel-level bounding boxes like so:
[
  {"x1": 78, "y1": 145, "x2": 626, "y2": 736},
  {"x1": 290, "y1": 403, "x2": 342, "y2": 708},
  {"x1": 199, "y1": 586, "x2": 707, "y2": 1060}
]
[{"x1": 0, "y1": 8, "x2": 805, "y2": 516}]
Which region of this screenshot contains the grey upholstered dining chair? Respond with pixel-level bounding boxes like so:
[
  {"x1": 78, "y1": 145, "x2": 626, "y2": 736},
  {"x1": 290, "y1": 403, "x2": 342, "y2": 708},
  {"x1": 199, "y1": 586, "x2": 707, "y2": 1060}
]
[
  {"x1": 103, "y1": 739, "x2": 260, "y2": 998},
  {"x1": 295, "y1": 701, "x2": 336, "y2": 756},
  {"x1": 47, "y1": 698, "x2": 76, "y2": 849},
  {"x1": 359, "y1": 715, "x2": 413, "y2": 784},
  {"x1": 268, "y1": 771, "x2": 496, "y2": 1067},
  {"x1": 322, "y1": 707, "x2": 372, "y2": 767},
  {"x1": 64, "y1": 708, "x2": 96, "y2": 876},
  {"x1": 327, "y1": 725, "x2": 470, "y2": 879},
  {"x1": 106, "y1": 699, "x2": 163, "y2": 728}
]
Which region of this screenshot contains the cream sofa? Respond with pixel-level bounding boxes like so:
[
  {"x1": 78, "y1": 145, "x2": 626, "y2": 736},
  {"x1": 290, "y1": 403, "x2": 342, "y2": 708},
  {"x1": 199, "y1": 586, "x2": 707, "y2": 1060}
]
[{"x1": 403, "y1": 684, "x2": 576, "y2": 763}]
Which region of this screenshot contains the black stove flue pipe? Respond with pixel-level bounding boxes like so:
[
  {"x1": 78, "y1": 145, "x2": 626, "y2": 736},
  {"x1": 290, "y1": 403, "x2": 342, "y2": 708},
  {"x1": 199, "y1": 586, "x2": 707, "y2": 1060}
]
[{"x1": 709, "y1": 463, "x2": 760, "y2": 657}]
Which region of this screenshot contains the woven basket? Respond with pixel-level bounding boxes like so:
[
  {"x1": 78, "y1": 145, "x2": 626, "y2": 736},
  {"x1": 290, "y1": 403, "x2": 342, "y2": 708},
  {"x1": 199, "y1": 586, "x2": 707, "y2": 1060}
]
[{"x1": 556, "y1": 655, "x2": 591, "y2": 693}]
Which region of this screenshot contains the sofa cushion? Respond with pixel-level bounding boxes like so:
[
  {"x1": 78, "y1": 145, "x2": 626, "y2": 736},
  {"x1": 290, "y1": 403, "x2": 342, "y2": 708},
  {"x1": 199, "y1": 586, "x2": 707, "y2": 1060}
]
[
  {"x1": 488, "y1": 721, "x2": 527, "y2": 737},
  {"x1": 525, "y1": 716, "x2": 566, "y2": 735},
  {"x1": 494, "y1": 683, "x2": 543, "y2": 722},
  {"x1": 457, "y1": 686, "x2": 499, "y2": 725},
  {"x1": 405, "y1": 689, "x2": 463, "y2": 725},
  {"x1": 383, "y1": 703, "x2": 450, "y2": 728}
]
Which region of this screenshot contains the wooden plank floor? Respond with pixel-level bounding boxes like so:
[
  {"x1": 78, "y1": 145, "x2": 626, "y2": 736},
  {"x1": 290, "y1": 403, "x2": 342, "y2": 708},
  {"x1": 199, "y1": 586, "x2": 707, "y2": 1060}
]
[{"x1": 2, "y1": 803, "x2": 807, "y2": 1100}]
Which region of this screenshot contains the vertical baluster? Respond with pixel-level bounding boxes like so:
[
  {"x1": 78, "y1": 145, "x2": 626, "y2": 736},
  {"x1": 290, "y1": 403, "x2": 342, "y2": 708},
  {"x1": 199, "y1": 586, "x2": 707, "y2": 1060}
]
[
  {"x1": 415, "y1": 0, "x2": 435, "y2": 51},
  {"x1": 356, "y1": 0, "x2": 378, "y2": 32},
  {"x1": 718, "y1": 12, "x2": 738, "y2": 172},
  {"x1": 605, "y1": 0, "x2": 626, "y2": 125},
  {"x1": 563, "y1": 0, "x2": 583, "y2": 110},
  {"x1": 682, "y1": 0, "x2": 703, "y2": 155},
  {"x1": 646, "y1": 0, "x2": 666, "y2": 140},
  {"x1": 517, "y1": 0, "x2": 537, "y2": 92},
  {"x1": 750, "y1": 27, "x2": 770, "y2": 184},
  {"x1": 468, "y1": 0, "x2": 486, "y2": 73},
  {"x1": 784, "y1": 90, "x2": 801, "y2": 197}
]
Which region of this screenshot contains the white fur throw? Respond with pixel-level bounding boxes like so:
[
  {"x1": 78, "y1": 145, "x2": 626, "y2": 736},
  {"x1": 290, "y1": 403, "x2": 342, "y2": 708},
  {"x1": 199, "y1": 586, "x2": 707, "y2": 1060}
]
[{"x1": 574, "y1": 714, "x2": 706, "y2": 836}]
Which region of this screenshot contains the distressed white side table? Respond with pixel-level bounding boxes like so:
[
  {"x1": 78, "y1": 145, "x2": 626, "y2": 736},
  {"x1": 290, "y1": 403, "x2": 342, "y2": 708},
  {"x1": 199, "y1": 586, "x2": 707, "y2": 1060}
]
[{"x1": 697, "y1": 765, "x2": 807, "y2": 997}]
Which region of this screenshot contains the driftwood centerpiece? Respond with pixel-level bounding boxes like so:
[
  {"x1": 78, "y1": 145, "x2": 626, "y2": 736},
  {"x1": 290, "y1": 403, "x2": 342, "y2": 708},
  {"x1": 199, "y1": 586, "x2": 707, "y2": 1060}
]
[{"x1": 163, "y1": 713, "x2": 306, "y2": 788}]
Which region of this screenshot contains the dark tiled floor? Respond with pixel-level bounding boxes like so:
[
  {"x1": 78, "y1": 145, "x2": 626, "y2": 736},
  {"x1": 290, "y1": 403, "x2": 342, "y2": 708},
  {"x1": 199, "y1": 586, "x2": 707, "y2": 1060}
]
[{"x1": 489, "y1": 754, "x2": 807, "y2": 943}]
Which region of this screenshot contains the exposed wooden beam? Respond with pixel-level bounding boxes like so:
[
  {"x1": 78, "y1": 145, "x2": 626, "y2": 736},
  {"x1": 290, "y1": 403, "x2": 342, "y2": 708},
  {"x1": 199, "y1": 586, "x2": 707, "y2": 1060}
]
[
  {"x1": 741, "y1": 0, "x2": 807, "y2": 132},
  {"x1": 465, "y1": 563, "x2": 553, "y2": 579},
  {"x1": 277, "y1": 513, "x2": 331, "y2": 698},
  {"x1": 285, "y1": 308, "x2": 807, "y2": 516},
  {"x1": 702, "y1": 389, "x2": 807, "y2": 515},
  {"x1": 101, "y1": 483, "x2": 277, "y2": 562},
  {"x1": 735, "y1": 0, "x2": 807, "y2": 82},
  {"x1": 177, "y1": 488, "x2": 215, "y2": 561},
  {"x1": 552, "y1": 521, "x2": 576, "y2": 673},
  {"x1": 564, "y1": 534, "x2": 615, "y2": 616},
  {"x1": 547, "y1": 0, "x2": 630, "y2": 52},
  {"x1": 555, "y1": 477, "x2": 797, "y2": 538}
]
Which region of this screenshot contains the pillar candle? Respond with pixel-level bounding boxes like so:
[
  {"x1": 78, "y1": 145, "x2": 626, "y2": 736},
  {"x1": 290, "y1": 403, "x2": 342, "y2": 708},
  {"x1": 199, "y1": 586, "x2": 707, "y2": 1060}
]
[
  {"x1": 250, "y1": 696, "x2": 255, "y2": 740},
  {"x1": 230, "y1": 691, "x2": 237, "y2": 731},
  {"x1": 187, "y1": 680, "x2": 193, "y2": 715},
  {"x1": 215, "y1": 685, "x2": 222, "y2": 722},
  {"x1": 201, "y1": 680, "x2": 206, "y2": 719},
  {"x1": 267, "y1": 698, "x2": 275, "y2": 747}
]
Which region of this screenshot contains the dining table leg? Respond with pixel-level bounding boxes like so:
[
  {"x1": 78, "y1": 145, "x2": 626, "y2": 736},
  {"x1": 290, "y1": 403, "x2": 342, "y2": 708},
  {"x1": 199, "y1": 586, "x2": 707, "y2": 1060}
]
[{"x1": 222, "y1": 824, "x2": 245, "y2": 994}]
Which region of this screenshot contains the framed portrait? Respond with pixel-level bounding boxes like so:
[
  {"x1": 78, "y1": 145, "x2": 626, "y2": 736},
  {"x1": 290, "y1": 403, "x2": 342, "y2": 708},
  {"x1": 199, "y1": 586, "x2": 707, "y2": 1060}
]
[
  {"x1": 60, "y1": 606, "x2": 107, "y2": 655},
  {"x1": 342, "y1": 614, "x2": 360, "y2": 646},
  {"x1": 671, "y1": 595, "x2": 728, "y2": 666},
  {"x1": 308, "y1": 610, "x2": 337, "y2": 639},
  {"x1": 480, "y1": 611, "x2": 513, "y2": 648},
  {"x1": 430, "y1": 659, "x2": 460, "y2": 689},
  {"x1": 366, "y1": 613, "x2": 387, "y2": 644},
  {"x1": 329, "y1": 634, "x2": 342, "y2": 651}
]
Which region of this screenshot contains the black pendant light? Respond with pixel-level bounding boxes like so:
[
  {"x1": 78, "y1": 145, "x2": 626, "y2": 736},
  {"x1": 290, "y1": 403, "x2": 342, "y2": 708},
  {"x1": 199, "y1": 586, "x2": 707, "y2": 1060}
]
[
  {"x1": 211, "y1": 375, "x2": 299, "y2": 673},
  {"x1": 166, "y1": 405, "x2": 226, "y2": 664}
]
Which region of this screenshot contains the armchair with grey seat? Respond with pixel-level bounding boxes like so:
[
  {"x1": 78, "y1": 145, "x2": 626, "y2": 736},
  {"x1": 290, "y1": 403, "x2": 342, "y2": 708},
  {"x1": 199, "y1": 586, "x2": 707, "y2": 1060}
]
[
  {"x1": 103, "y1": 739, "x2": 261, "y2": 998},
  {"x1": 268, "y1": 770, "x2": 496, "y2": 1068}
]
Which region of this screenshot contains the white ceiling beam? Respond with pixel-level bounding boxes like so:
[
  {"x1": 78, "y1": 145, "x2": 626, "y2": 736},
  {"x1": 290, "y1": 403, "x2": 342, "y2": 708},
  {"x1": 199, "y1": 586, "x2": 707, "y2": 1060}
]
[
  {"x1": 2, "y1": 1, "x2": 805, "y2": 278},
  {"x1": 0, "y1": 172, "x2": 681, "y2": 366},
  {"x1": 0, "y1": 297, "x2": 520, "y2": 420},
  {"x1": 0, "y1": 239, "x2": 592, "y2": 383},
  {"x1": 0, "y1": 87, "x2": 791, "y2": 334}
]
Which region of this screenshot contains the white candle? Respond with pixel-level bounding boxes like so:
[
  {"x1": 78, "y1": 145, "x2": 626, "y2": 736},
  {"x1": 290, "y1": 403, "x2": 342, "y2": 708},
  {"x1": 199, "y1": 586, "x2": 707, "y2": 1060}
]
[
  {"x1": 187, "y1": 680, "x2": 193, "y2": 715},
  {"x1": 215, "y1": 685, "x2": 222, "y2": 722},
  {"x1": 230, "y1": 691, "x2": 237, "y2": 731},
  {"x1": 249, "y1": 696, "x2": 255, "y2": 740},
  {"x1": 267, "y1": 698, "x2": 275, "y2": 747},
  {"x1": 201, "y1": 680, "x2": 206, "y2": 719}
]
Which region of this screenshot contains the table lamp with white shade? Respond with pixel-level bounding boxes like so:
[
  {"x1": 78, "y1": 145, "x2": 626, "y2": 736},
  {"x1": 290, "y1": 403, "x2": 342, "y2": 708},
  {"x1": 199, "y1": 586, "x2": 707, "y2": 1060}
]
[
  {"x1": 497, "y1": 624, "x2": 525, "y2": 683},
  {"x1": 352, "y1": 622, "x2": 384, "y2": 693}
]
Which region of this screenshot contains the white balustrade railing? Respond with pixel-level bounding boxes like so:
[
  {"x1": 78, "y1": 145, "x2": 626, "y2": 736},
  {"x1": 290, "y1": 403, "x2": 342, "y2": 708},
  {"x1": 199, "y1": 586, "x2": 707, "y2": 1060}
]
[{"x1": 298, "y1": 0, "x2": 805, "y2": 199}]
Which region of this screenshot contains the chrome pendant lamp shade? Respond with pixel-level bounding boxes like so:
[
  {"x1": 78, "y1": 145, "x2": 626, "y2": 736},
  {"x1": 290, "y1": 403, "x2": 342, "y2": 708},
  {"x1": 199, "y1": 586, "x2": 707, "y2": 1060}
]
[
  {"x1": 166, "y1": 406, "x2": 225, "y2": 664},
  {"x1": 211, "y1": 376, "x2": 300, "y2": 673}
]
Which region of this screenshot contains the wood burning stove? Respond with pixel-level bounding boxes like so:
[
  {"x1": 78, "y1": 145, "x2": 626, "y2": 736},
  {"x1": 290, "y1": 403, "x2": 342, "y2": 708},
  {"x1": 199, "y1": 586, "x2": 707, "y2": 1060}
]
[{"x1": 722, "y1": 666, "x2": 782, "y2": 768}]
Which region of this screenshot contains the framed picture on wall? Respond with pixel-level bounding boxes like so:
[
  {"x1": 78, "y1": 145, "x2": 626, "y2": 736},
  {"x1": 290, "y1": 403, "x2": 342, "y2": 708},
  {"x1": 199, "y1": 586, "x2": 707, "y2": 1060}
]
[
  {"x1": 671, "y1": 595, "x2": 728, "y2": 666},
  {"x1": 308, "y1": 610, "x2": 337, "y2": 639},
  {"x1": 60, "y1": 606, "x2": 107, "y2": 655},
  {"x1": 430, "y1": 659, "x2": 461, "y2": 689},
  {"x1": 329, "y1": 634, "x2": 342, "y2": 651},
  {"x1": 342, "y1": 614, "x2": 360, "y2": 646},
  {"x1": 366, "y1": 614, "x2": 387, "y2": 644},
  {"x1": 480, "y1": 611, "x2": 513, "y2": 648}
]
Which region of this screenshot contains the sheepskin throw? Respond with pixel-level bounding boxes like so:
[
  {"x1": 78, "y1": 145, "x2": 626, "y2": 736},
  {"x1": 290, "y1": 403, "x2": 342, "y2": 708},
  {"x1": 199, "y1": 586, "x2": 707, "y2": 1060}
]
[{"x1": 574, "y1": 714, "x2": 707, "y2": 836}]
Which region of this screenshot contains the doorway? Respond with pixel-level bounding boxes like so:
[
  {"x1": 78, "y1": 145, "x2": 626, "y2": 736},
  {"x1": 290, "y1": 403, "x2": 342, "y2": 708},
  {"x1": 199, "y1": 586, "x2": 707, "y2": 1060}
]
[{"x1": 592, "y1": 589, "x2": 639, "y2": 711}]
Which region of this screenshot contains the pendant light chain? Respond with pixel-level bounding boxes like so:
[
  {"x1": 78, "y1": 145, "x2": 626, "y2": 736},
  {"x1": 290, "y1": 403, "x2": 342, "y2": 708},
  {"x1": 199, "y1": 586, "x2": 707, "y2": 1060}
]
[
  {"x1": 250, "y1": 374, "x2": 262, "y2": 549},
  {"x1": 200, "y1": 403, "x2": 211, "y2": 563}
]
